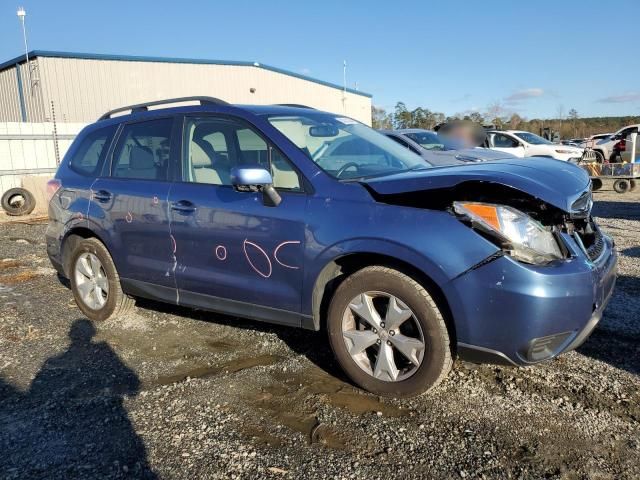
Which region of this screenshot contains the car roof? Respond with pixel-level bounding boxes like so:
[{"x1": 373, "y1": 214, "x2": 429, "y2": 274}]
[{"x1": 96, "y1": 101, "x2": 335, "y2": 126}]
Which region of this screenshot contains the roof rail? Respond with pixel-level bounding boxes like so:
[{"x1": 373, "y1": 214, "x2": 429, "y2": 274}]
[
  {"x1": 275, "y1": 103, "x2": 316, "y2": 110},
  {"x1": 98, "y1": 96, "x2": 229, "y2": 120}
]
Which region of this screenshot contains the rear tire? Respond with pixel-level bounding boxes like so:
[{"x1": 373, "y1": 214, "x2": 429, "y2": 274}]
[
  {"x1": 593, "y1": 151, "x2": 605, "y2": 163},
  {"x1": 327, "y1": 266, "x2": 452, "y2": 397},
  {"x1": 1, "y1": 187, "x2": 35, "y2": 216},
  {"x1": 591, "y1": 178, "x2": 603, "y2": 191},
  {"x1": 629, "y1": 180, "x2": 637, "y2": 192},
  {"x1": 69, "y1": 238, "x2": 135, "y2": 321},
  {"x1": 613, "y1": 179, "x2": 630, "y2": 194}
]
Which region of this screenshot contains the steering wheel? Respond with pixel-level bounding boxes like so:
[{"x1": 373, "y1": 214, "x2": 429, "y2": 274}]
[{"x1": 335, "y1": 162, "x2": 360, "y2": 178}]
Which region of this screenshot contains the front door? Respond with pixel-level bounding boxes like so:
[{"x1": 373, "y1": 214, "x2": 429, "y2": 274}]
[
  {"x1": 91, "y1": 117, "x2": 177, "y2": 289},
  {"x1": 488, "y1": 132, "x2": 526, "y2": 157},
  {"x1": 168, "y1": 115, "x2": 308, "y2": 320}
]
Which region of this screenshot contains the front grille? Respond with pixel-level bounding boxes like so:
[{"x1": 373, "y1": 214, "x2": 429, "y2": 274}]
[
  {"x1": 573, "y1": 218, "x2": 605, "y2": 262},
  {"x1": 585, "y1": 228, "x2": 605, "y2": 261}
]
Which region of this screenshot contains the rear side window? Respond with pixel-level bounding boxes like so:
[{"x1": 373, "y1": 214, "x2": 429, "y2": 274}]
[
  {"x1": 69, "y1": 125, "x2": 117, "y2": 176},
  {"x1": 111, "y1": 118, "x2": 173, "y2": 181}
]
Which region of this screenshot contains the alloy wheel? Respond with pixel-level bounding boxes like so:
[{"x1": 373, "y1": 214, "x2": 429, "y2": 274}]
[
  {"x1": 74, "y1": 252, "x2": 109, "y2": 310},
  {"x1": 341, "y1": 291, "x2": 426, "y2": 382}
]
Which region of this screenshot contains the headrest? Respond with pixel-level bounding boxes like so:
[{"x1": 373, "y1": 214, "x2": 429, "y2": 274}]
[
  {"x1": 129, "y1": 146, "x2": 155, "y2": 170},
  {"x1": 191, "y1": 141, "x2": 213, "y2": 167}
]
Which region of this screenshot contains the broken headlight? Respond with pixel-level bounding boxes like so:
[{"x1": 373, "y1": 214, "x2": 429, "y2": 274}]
[{"x1": 453, "y1": 202, "x2": 563, "y2": 265}]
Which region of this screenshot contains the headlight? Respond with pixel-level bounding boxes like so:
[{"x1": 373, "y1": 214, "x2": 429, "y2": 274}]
[{"x1": 453, "y1": 202, "x2": 563, "y2": 264}]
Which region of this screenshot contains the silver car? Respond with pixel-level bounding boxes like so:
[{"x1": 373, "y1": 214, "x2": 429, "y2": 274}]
[{"x1": 379, "y1": 129, "x2": 516, "y2": 166}]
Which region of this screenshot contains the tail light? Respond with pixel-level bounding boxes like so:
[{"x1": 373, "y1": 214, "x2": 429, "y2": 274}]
[{"x1": 46, "y1": 179, "x2": 62, "y2": 201}]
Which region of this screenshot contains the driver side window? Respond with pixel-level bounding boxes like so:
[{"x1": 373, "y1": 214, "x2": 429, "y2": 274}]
[
  {"x1": 493, "y1": 133, "x2": 519, "y2": 148},
  {"x1": 184, "y1": 117, "x2": 302, "y2": 191}
]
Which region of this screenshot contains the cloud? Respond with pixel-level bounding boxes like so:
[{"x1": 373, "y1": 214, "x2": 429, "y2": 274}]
[
  {"x1": 504, "y1": 88, "x2": 545, "y2": 104},
  {"x1": 597, "y1": 93, "x2": 640, "y2": 103}
]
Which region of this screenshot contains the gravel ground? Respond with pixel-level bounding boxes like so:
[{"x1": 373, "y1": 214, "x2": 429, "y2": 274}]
[{"x1": 0, "y1": 188, "x2": 638, "y2": 479}]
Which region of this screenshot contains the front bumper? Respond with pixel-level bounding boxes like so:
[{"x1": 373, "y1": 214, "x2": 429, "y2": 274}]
[{"x1": 446, "y1": 232, "x2": 617, "y2": 366}]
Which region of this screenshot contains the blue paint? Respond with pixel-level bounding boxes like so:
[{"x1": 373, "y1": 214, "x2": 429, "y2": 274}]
[
  {"x1": 0, "y1": 50, "x2": 372, "y2": 98},
  {"x1": 46, "y1": 102, "x2": 617, "y2": 370},
  {"x1": 14, "y1": 66, "x2": 27, "y2": 122}
]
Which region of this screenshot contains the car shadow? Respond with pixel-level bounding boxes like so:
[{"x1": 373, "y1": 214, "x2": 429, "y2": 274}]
[
  {"x1": 133, "y1": 297, "x2": 351, "y2": 384},
  {"x1": 0, "y1": 319, "x2": 157, "y2": 479},
  {"x1": 54, "y1": 274, "x2": 349, "y2": 384},
  {"x1": 576, "y1": 274, "x2": 640, "y2": 376},
  {"x1": 621, "y1": 246, "x2": 640, "y2": 258},
  {"x1": 592, "y1": 200, "x2": 640, "y2": 220}
]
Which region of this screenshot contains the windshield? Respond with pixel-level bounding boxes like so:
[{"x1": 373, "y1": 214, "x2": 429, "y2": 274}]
[
  {"x1": 404, "y1": 131, "x2": 449, "y2": 151},
  {"x1": 513, "y1": 132, "x2": 553, "y2": 145},
  {"x1": 265, "y1": 113, "x2": 429, "y2": 179}
]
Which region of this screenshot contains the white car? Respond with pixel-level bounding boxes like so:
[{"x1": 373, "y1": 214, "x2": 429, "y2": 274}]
[
  {"x1": 485, "y1": 130, "x2": 583, "y2": 162},
  {"x1": 593, "y1": 124, "x2": 640, "y2": 162}
]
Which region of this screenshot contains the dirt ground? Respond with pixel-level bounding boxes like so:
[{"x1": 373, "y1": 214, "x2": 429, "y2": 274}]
[{"x1": 0, "y1": 187, "x2": 638, "y2": 479}]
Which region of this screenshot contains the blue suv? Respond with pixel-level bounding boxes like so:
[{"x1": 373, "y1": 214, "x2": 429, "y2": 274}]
[{"x1": 46, "y1": 97, "x2": 617, "y2": 397}]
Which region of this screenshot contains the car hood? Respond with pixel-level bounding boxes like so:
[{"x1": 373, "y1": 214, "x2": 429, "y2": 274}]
[{"x1": 362, "y1": 157, "x2": 590, "y2": 213}]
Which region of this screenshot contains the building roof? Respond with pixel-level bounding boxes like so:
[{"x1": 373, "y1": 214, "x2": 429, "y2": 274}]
[{"x1": 0, "y1": 50, "x2": 371, "y2": 98}]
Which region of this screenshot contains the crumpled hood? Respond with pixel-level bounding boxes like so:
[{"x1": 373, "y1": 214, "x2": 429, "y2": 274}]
[{"x1": 363, "y1": 157, "x2": 590, "y2": 213}]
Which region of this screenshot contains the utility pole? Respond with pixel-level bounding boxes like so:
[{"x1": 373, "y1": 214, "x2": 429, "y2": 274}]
[
  {"x1": 342, "y1": 60, "x2": 347, "y2": 113},
  {"x1": 16, "y1": 6, "x2": 32, "y2": 95}
]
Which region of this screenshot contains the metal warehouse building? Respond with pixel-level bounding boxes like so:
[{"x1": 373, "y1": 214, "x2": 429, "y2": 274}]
[{"x1": 0, "y1": 51, "x2": 372, "y2": 125}]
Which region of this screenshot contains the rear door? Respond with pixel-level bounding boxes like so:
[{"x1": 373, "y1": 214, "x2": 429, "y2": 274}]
[
  {"x1": 168, "y1": 114, "x2": 308, "y2": 319},
  {"x1": 90, "y1": 117, "x2": 178, "y2": 290}
]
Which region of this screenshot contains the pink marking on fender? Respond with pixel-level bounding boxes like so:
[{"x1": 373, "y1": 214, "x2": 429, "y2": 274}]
[
  {"x1": 215, "y1": 245, "x2": 227, "y2": 261},
  {"x1": 243, "y1": 239, "x2": 272, "y2": 278},
  {"x1": 170, "y1": 234, "x2": 177, "y2": 254},
  {"x1": 125, "y1": 211, "x2": 133, "y2": 223},
  {"x1": 274, "y1": 240, "x2": 301, "y2": 269}
]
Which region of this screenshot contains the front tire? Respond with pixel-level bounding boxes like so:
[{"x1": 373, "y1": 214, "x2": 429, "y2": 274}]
[
  {"x1": 69, "y1": 238, "x2": 135, "y2": 321},
  {"x1": 327, "y1": 266, "x2": 452, "y2": 397}
]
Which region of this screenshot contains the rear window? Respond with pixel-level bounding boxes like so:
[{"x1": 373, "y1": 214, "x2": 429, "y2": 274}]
[{"x1": 68, "y1": 125, "x2": 117, "y2": 176}]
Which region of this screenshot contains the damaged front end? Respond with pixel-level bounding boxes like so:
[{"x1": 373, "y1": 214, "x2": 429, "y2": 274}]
[{"x1": 364, "y1": 177, "x2": 602, "y2": 268}]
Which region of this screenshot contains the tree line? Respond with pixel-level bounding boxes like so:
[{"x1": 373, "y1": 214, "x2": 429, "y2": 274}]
[{"x1": 372, "y1": 103, "x2": 640, "y2": 139}]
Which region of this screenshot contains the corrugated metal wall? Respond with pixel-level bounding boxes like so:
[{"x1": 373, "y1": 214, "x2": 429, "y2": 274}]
[
  {"x1": 2, "y1": 56, "x2": 370, "y2": 125},
  {"x1": 0, "y1": 121, "x2": 85, "y2": 195},
  {"x1": 0, "y1": 66, "x2": 23, "y2": 122}
]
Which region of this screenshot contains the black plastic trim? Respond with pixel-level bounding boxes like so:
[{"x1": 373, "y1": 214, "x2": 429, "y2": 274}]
[{"x1": 121, "y1": 278, "x2": 314, "y2": 330}]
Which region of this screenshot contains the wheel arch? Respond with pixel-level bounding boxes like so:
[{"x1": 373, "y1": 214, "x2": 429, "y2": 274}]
[
  {"x1": 310, "y1": 252, "x2": 457, "y2": 348},
  {"x1": 60, "y1": 226, "x2": 110, "y2": 277}
]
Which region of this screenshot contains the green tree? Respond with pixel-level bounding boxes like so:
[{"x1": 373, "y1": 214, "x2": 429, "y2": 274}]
[
  {"x1": 393, "y1": 102, "x2": 412, "y2": 129},
  {"x1": 371, "y1": 106, "x2": 392, "y2": 129}
]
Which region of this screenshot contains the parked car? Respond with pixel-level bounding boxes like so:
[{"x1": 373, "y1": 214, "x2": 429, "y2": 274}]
[
  {"x1": 561, "y1": 138, "x2": 586, "y2": 147},
  {"x1": 593, "y1": 125, "x2": 640, "y2": 162},
  {"x1": 485, "y1": 130, "x2": 583, "y2": 162},
  {"x1": 46, "y1": 98, "x2": 617, "y2": 397},
  {"x1": 379, "y1": 129, "x2": 517, "y2": 166}
]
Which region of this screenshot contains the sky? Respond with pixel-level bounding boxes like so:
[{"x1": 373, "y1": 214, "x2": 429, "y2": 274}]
[{"x1": 1, "y1": 0, "x2": 639, "y2": 120}]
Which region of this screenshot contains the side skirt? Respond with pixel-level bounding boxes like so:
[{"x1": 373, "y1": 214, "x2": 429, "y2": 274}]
[{"x1": 121, "y1": 278, "x2": 314, "y2": 330}]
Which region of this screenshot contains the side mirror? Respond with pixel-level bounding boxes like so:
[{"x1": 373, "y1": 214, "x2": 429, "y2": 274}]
[{"x1": 230, "y1": 166, "x2": 281, "y2": 207}]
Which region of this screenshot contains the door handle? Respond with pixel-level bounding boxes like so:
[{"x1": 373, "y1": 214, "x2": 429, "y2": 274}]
[
  {"x1": 170, "y1": 200, "x2": 196, "y2": 214},
  {"x1": 93, "y1": 190, "x2": 112, "y2": 202}
]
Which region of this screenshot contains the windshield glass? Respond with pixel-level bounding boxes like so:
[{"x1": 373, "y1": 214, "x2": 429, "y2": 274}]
[
  {"x1": 404, "y1": 131, "x2": 449, "y2": 151},
  {"x1": 513, "y1": 132, "x2": 553, "y2": 145},
  {"x1": 265, "y1": 113, "x2": 429, "y2": 179}
]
